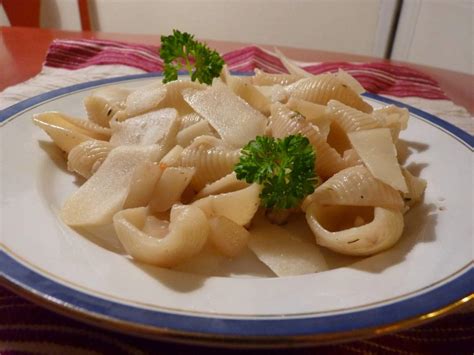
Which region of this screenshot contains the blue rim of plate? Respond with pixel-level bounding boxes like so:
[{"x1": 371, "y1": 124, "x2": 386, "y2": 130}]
[{"x1": 1, "y1": 72, "x2": 473, "y2": 343}]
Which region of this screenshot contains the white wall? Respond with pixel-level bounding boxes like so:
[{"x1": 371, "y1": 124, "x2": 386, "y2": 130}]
[
  {"x1": 89, "y1": 0, "x2": 395, "y2": 57},
  {"x1": 40, "y1": 0, "x2": 82, "y2": 31},
  {"x1": 0, "y1": 4, "x2": 10, "y2": 26},
  {"x1": 391, "y1": 0, "x2": 473, "y2": 74}
]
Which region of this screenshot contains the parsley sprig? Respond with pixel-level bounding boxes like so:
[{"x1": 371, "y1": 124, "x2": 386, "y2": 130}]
[
  {"x1": 234, "y1": 135, "x2": 318, "y2": 210},
  {"x1": 159, "y1": 30, "x2": 225, "y2": 85}
]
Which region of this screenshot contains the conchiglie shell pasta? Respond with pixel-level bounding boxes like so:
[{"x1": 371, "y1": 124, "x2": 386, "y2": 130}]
[
  {"x1": 306, "y1": 203, "x2": 404, "y2": 256},
  {"x1": 32, "y1": 114, "x2": 103, "y2": 153},
  {"x1": 193, "y1": 183, "x2": 261, "y2": 226},
  {"x1": 178, "y1": 112, "x2": 204, "y2": 130},
  {"x1": 67, "y1": 140, "x2": 114, "y2": 179},
  {"x1": 303, "y1": 165, "x2": 404, "y2": 211},
  {"x1": 61, "y1": 145, "x2": 160, "y2": 226},
  {"x1": 252, "y1": 68, "x2": 303, "y2": 86},
  {"x1": 179, "y1": 137, "x2": 241, "y2": 191},
  {"x1": 286, "y1": 74, "x2": 373, "y2": 113},
  {"x1": 33, "y1": 111, "x2": 111, "y2": 139},
  {"x1": 113, "y1": 205, "x2": 209, "y2": 267},
  {"x1": 84, "y1": 86, "x2": 130, "y2": 127},
  {"x1": 269, "y1": 103, "x2": 349, "y2": 179},
  {"x1": 326, "y1": 100, "x2": 379, "y2": 133}
]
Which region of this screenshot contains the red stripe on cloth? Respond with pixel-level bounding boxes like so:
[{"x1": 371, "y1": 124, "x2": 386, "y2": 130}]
[{"x1": 43, "y1": 39, "x2": 448, "y2": 100}]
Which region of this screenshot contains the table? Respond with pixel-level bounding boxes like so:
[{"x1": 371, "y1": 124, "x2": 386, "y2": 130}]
[
  {"x1": 1, "y1": 25, "x2": 473, "y2": 353},
  {"x1": 1, "y1": 26, "x2": 473, "y2": 114}
]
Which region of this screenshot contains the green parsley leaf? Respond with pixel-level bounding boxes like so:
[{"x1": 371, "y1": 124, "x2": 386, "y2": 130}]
[
  {"x1": 159, "y1": 29, "x2": 225, "y2": 85},
  {"x1": 234, "y1": 135, "x2": 318, "y2": 209}
]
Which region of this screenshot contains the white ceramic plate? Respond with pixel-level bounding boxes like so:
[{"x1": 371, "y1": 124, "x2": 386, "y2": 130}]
[{"x1": 1, "y1": 74, "x2": 472, "y2": 347}]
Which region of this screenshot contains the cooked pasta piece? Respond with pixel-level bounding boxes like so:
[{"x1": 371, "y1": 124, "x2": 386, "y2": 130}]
[
  {"x1": 179, "y1": 136, "x2": 241, "y2": 190},
  {"x1": 326, "y1": 100, "x2": 379, "y2": 132},
  {"x1": 335, "y1": 69, "x2": 365, "y2": 94},
  {"x1": 32, "y1": 112, "x2": 108, "y2": 153},
  {"x1": 84, "y1": 86, "x2": 130, "y2": 127},
  {"x1": 302, "y1": 165, "x2": 404, "y2": 211},
  {"x1": 286, "y1": 74, "x2": 373, "y2": 113},
  {"x1": 67, "y1": 140, "x2": 114, "y2": 179},
  {"x1": 113, "y1": 205, "x2": 209, "y2": 267},
  {"x1": 252, "y1": 68, "x2": 303, "y2": 86},
  {"x1": 269, "y1": 102, "x2": 350, "y2": 179},
  {"x1": 183, "y1": 82, "x2": 267, "y2": 148},
  {"x1": 306, "y1": 203, "x2": 404, "y2": 256}
]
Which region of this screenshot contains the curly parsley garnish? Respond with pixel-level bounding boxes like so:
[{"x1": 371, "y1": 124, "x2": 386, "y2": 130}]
[
  {"x1": 234, "y1": 135, "x2": 318, "y2": 210},
  {"x1": 159, "y1": 30, "x2": 225, "y2": 85}
]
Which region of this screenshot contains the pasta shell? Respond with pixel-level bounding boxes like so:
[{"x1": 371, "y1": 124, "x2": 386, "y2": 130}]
[
  {"x1": 252, "y1": 68, "x2": 303, "y2": 86},
  {"x1": 286, "y1": 74, "x2": 373, "y2": 113},
  {"x1": 67, "y1": 140, "x2": 114, "y2": 179},
  {"x1": 33, "y1": 111, "x2": 110, "y2": 138},
  {"x1": 303, "y1": 165, "x2": 404, "y2": 211},
  {"x1": 326, "y1": 100, "x2": 379, "y2": 133},
  {"x1": 32, "y1": 113, "x2": 105, "y2": 153},
  {"x1": 113, "y1": 205, "x2": 209, "y2": 267},
  {"x1": 335, "y1": 69, "x2": 365, "y2": 94},
  {"x1": 306, "y1": 203, "x2": 404, "y2": 256},
  {"x1": 269, "y1": 103, "x2": 348, "y2": 179},
  {"x1": 179, "y1": 136, "x2": 241, "y2": 191},
  {"x1": 84, "y1": 86, "x2": 130, "y2": 127}
]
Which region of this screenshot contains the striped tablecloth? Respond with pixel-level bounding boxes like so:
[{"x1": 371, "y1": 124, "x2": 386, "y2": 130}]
[{"x1": 0, "y1": 39, "x2": 473, "y2": 354}]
